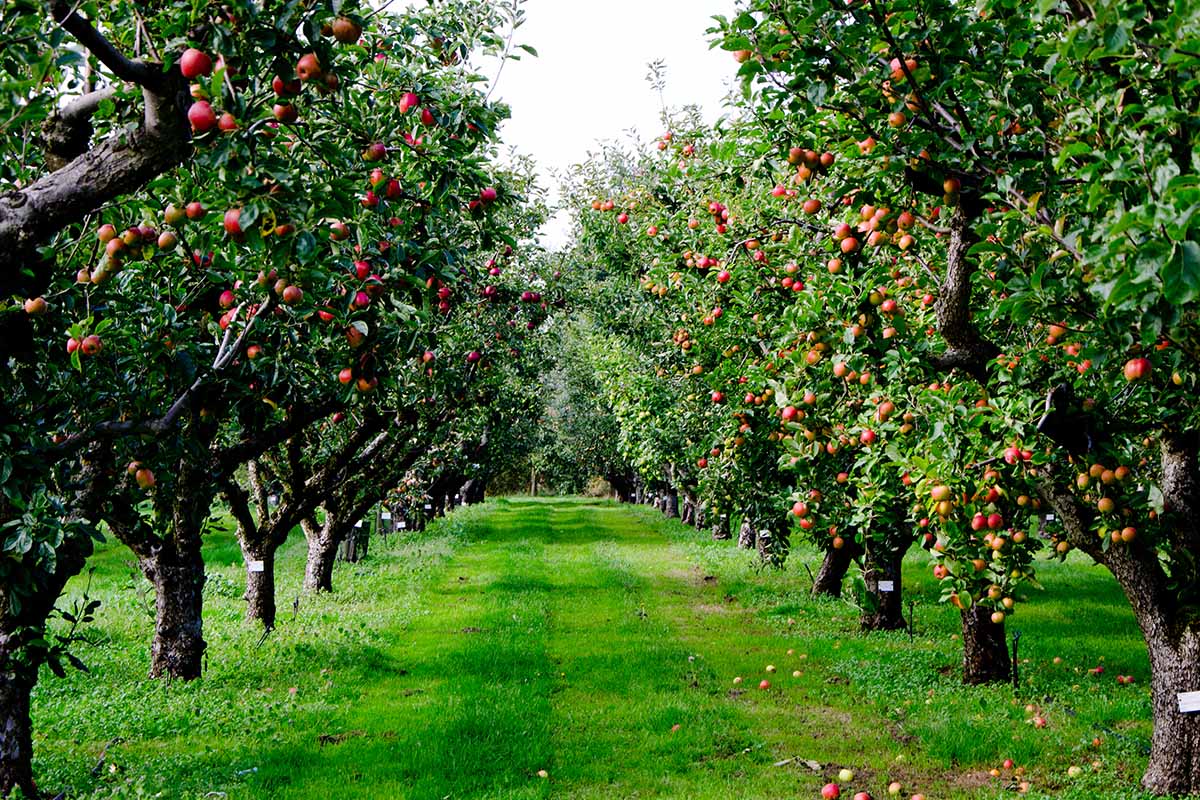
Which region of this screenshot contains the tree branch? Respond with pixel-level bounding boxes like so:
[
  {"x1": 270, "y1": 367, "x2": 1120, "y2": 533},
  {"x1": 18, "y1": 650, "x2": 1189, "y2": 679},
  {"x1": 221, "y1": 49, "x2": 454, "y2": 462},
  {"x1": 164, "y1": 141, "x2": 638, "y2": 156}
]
[{"x1": 51, "y1": 2, "x2": 164, "y2": 90}]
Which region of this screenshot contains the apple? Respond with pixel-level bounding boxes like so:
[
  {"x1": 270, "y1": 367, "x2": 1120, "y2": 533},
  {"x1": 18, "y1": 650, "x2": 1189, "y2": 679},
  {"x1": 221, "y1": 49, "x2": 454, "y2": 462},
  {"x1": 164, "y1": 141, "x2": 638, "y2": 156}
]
[
  {"x1": 422, "y1": 351, "x2": 435, "y2": 363},
  {"x1": 330, "y1": 221, "x2": 350, "y2": 241},
  {"x1": 273, "y1": 103, "x2": 298, "y2": 123},
  {"x1": 853, "y1": 793, "x2": 872, "y2": 800},
  {"x1": 765, "y1": 664, "x2": 776, "y2": 673},
  {"x1": 219, "y1": 290, "x2": 236, "y2": 309},
  {"x1": 188, "y1": 101, "x2": 217, "y2": 133},
  {"x1": 185, "y1": 202, "x2": 206, "y2": 220},
  {"x1": 282, "y1": 285, "x2": 303, "y2": 305},
  {"x1": 420, "y1": 107, "x2": 436, "y2": 126},
  {"x1": 157, "y1": 231, "x2": 178, "y2": 249},
  {"x1": 80, "y1": 334, "x2": 102, "y2": 356},
  {"x1": 480, "y1": 186, "x2": 498, "y2": 204},
  {"x1": 179, "y1": 48, "x2": 212, "y2": 78},
  {"x1": 272, "y1": 75, "x2": 300, "y2": 96},
  {"x1": 399, "y1": 92, "x2": 420, "y2": 113},
  {"x1": 887, "y1": 782, "x2": 901, "y2": 796},
  {"x1": 66, "y1": 337, "x2": 80, "y2": 354},
  {"x1": 338, "y1": 368, "x2": 354, "y2": 384},
  {"x1": 821, "y1": 783, "x2": 840, "y2": 800},
  {"x1": 1124, "y1": 357, "x2": 1150, "y2": 381},
  {"x1": 246, "y1": 345, "x2": 262, "y2": 360},
  {"x1": 296, "y1": 53, "x2": 322, "y2": 81},
  {"x1": 838, "y1": 769, "x2": 855, "y2": 783},
  {"x1": 1068, "y1": 765, "x2": 1083, "y2": 778},
  {"x1": 223, "y1": 208, "x2": 243, "y2": 236},
  {"x1": 536, "y1": 770, "x2": 548, "y2": 779},
  {"x1": 331, "y1": 16, "x2": 362, "y2": 42},
  {"x1": 355, "y1": 376, "x2": 378, "y2": 392},
  {"x1": 758, "y1": 679, "x2": 770, "y2": 689},
  {"x1": 23, "y1": 297, "x2": 47, "y2": 315},
  {"x1": 135, "y1": 468, "x2": 156, "y2": 489}
]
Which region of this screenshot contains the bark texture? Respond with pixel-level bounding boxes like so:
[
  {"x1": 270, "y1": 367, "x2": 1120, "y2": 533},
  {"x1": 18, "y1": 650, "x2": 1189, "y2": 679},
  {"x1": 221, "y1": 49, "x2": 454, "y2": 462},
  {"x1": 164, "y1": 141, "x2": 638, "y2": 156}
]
[
  {"x1": 0, "y1": 670, "x2": 34, "y2": 798},
  {"x1": 960, "y1": 605, "x2": 1011, "y2": 684},
  {"x1": 860, "y1": 543, "x2": 906, "y2": 631},
  {"x1": 711, "y1": 514, "x2": 731, "y2": 541},
  {"x1": 812, "y1": 539, "x2": 862, "y2": 598},
  {"x1": 143, "y1": 557, "x2": 206, "y2": 680}
]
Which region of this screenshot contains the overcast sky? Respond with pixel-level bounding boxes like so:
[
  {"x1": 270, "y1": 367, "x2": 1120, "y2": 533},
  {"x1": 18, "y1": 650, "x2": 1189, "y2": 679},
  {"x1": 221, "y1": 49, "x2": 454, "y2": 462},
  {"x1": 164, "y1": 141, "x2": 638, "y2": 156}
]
[{"x1": 479, "y1": 0, "x2": 737, "y2": 249}]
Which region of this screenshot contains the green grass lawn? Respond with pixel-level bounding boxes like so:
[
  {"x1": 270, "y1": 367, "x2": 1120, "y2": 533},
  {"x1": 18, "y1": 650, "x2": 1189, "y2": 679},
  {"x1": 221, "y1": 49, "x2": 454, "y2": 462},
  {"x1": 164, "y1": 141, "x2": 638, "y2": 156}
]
[{"x1": 33, "y1": 497, "x2": 1155, "y2": 799}]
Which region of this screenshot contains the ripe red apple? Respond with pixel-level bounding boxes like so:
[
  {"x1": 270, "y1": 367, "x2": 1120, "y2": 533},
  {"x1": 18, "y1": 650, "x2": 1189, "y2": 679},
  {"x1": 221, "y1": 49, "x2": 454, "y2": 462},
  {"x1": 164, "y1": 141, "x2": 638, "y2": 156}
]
[
  {"x1": 80, "y1": 334, "x2": 102, "y2": 356},
  {"x1": 23, "y1": 297, "x2": 47, "y2": 315},
  {"x1": 296, "y1": 53, "x2": 322, "y2": 81},
  {"x1": 420, "y1": 107, "x2": 436, "y2": 126},
  {"x1": 217, "y1": 112, "x2": 238, "y2": 132},
  {"x1": 219, "y1": 290, "x2": 236, "y2": 309},
  {"x1": 758, "y1": 679, "x2": 770, "y2": 689},
  {"x1": 157, "y1": 231, "x2": 178, "y2": 249},
  {"x1": 246, "y1": 345, "x2": 262, "y2": 360},
  {"x1": 356, "y1": 376, "x2": 378, "y2": 392},
  {"x1": 331, "y1": 16, "x2": 362, "y2": 42},
  {"x1": 422, "y1": 351, "x2": 435, "y2": 363},
  {"x1": 338, "y1": 367, "x2": 354, "y2": 384},
  {"x1": 273, "y1": 103, "x2": 298, "y2": 123},
  {"x1": 1123, "y1": 357, "x2": 1150, "y2": 381},
  {"x1": 281, "y1": 285, "x2": 303, "y2": 305},
  {"x1": 185, "y1": 201, "x2": 206, "y2": 220},
  {"x1": 363, "y1": 142, "x2": 387, "y2": 161},
  {"x1": 329, "y1": 221, "x2": 350, "y2": 241},
  {"x1": 223, "y1": 208, "x2": 243, "y2": 236},
  {"x1": 272, "y1": 75, "x2": 300, "y2": 96},
  {"x1": 188, "y1": 101, "x2": 217, "y2": 133},
  {"x1": 179, "y1": 48, "x2": 212, "y2": 78},
  {"x1": 853, "y1": 793, "x2": 872, "y2": 800},
  {"x1": 399, "y1": 92, "x2": 420, "y2": 113},
  {"x1": 711, "y1": 391, "x2": 724, "y2": 404},
  {"x1": 135, "y1": 468, "x2": 156, "y2": 489},
  {"x1": 821, "y1": 784, "x2": 840, "y2": 800},
  {"x1": 479, "y1": 186, "x2": 498, "y2": 204},
  {"x1": 466, "y1": 350, "x2": 482, "y2": 363}
]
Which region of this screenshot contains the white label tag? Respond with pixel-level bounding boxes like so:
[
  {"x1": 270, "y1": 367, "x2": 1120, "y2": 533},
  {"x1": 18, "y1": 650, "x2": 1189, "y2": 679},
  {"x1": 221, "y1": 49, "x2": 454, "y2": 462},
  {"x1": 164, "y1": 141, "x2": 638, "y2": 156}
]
[
  {"x1": 354, "y1": 520, "x2": 363, "y2": 528},
  {"x1": 424, "y1": 504, "x2": 432, "y2": 510},
  {"x1": 878, "y1": 580, "x2": 895, "y2": 592},
  {"x1": 1045, "y1": 514, "x2": 1057, "y2": 522},
  {"x1": 1179, "y1": 692, "x2": 1200, "y2": 713},
  {"x1": 399, "y1": 521, "x2": 407, "y2": 529},
  {"x1": 381, "y1": 511, "x2": 392, "y2": 520},
  {"x1": 247, "y1": 560, "x2": 264, "y2": 573}
]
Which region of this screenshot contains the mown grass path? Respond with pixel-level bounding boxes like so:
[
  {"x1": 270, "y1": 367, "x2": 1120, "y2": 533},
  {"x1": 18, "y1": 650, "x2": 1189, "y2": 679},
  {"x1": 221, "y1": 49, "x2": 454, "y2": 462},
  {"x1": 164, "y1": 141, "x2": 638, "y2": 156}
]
[
  {"x1": 251, "y1": 497, "x2": 905, "y2": 799},
  {"x1": 37, "y1": 497, "x2": 1152, "y2": 799}
]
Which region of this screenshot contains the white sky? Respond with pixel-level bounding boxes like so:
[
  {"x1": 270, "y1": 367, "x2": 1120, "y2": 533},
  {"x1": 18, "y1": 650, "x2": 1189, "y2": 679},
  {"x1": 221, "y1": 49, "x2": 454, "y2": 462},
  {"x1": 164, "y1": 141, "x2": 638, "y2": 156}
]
[{"x1": 480, "y1": 0, "x2": 736, "y2": 250}]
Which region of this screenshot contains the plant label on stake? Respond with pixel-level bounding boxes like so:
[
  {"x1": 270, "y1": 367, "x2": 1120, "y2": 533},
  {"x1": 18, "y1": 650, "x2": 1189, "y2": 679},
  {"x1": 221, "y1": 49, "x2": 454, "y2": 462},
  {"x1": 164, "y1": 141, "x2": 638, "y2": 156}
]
[
  {"x1": 878, "y1": 580, "x2": 895, "y2": 592},
  {"x1": 247, "y1": 560, "x2": 265, "y2": 573}
]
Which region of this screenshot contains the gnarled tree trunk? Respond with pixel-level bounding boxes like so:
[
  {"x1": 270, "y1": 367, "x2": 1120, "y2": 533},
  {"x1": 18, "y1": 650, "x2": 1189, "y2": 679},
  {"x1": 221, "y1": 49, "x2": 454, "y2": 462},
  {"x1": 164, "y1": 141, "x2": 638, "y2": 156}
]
[
  {"x1": 960, "y1": 604, "x2": 1011, "y2": 684},
  {"x1": 141, "y1": 555, "x2": 206, "y2": 680},
  {"x1": 302, "y1": 516, "x2": 341, "y2": 593},
  {"x1": 711, "y1": 513, "x2": 731, "y2": 541},
  {"x1": 812, "y1": 538, "x2": 862, "y2": 598},
  {"x1": 240, "y1": 544, "x2": 276, "y2": 630},
  {"x1": 736, "y1": 517, "x2": 755, "y2": 549},
  {"x1": 860, "y1": 541, "x2": 906, "y2": 631},
  {"x1": 0, "y1": 654, "x2": 36, "y2": 798}
]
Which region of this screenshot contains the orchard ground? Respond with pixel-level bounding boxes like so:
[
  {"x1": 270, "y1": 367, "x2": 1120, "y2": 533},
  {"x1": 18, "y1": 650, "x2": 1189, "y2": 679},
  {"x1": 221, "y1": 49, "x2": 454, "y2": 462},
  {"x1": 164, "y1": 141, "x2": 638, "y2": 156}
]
[{"x1": 37, "y1": 498, "x2": 1153, "y2": 799}]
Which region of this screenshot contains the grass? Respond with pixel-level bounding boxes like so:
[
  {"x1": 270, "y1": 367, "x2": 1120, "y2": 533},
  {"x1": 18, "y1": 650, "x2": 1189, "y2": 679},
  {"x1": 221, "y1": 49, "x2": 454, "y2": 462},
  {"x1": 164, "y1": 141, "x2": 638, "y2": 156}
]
[{"x1": 32, "y1": 497, "x2": 1155, "y2": 799}]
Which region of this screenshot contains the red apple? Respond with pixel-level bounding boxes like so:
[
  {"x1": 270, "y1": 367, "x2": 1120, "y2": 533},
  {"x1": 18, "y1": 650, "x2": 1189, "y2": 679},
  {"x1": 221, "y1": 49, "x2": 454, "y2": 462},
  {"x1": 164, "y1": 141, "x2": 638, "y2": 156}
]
[
  {"x1": 1123, "y1": 357, "x2": 1150, "y2": 381},
  {"x1": 296, "y1": 53, "x2": 322, "y2": 81},
  {"x1": 179, "y1": 48, "x2": 212, "y2": 78},
  {"x1": 135, "y1": 468, "x2": 156, "y2": 489},
  {"x1": 80, "y1": 334, "x2": 102, "y2": 356},
  {"x1": 821, "y1": 784, "x2": 840, "y2": 800},
  {"x1": 188, "y1": 101, "x2": 217, "y2": 133},
  {"x1": 281, "y1": 285, "x2": 303, "y2": 305},
  {"x1": 399, "y1": 92, "x2": 420, "y2": 113},
  {"x1": 223, "y1": 208, "x2": 243, "y2": 236}
]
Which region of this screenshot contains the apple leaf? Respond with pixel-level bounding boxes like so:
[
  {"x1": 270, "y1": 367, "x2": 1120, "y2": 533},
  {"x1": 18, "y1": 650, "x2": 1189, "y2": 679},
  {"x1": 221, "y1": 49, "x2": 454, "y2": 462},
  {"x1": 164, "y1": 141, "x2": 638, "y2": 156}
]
[{"x1": 1161, "y1": 241, "x2": 1200, "y2": 305}]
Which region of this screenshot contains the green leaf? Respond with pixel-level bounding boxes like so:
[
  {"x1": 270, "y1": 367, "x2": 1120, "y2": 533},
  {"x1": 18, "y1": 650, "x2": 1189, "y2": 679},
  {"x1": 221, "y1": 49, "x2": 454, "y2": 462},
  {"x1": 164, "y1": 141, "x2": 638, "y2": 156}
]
[{"x1": 1161, "y1": 241, "x2": 1200, "y2": 305}]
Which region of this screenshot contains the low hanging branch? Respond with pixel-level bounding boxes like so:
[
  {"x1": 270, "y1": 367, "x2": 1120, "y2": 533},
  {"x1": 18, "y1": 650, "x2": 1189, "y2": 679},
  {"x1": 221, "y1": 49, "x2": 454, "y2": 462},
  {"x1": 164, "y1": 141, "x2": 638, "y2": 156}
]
[{"x1": 0, "y1": 3, "x2": 189, "y2": 290}]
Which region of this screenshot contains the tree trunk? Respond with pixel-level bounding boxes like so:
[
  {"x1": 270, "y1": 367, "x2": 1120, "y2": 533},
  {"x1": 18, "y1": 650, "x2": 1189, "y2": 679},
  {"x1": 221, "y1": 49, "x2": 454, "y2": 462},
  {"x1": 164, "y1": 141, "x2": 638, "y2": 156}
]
[
  {"x1": 960, "y1": 604, "x2": 1011, "y2": 684},
  {"x1": 240, "y1": 544, "x2": 276, "y2": 630},
  {"x1": 860, "y1": 542, "x2": 905, "y2": 631},
  {"x1": 693, "y1": 504, "x2": 706, "y2": 529},
  {"x1": 737, "y1": 517, "x2": 755, "y2": 549},
  {"x1": 303, "y1": 518, "x2": 339, "y2": 593},
  {"x1": 664, "y1": 488, "x2": 679, "y2": 518},
  {"x1": 0, "y1": 665, "x2": 36, "y2": 799},
  {"x1": 1141, "y1": 624, "x2": 1200, "y2": 794},
  {"x1": 143, "y1": 557, "x2": 206, "y2": 680},
  {"x1": 712, "y1": 513, "x2": 731, "y2": 541},
  {"x1": 680, "y1": 494, "x2": 694, "y2": 525},
  {"x1": 813, "y1": 539, "x2": 862, "y2": 598}
]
